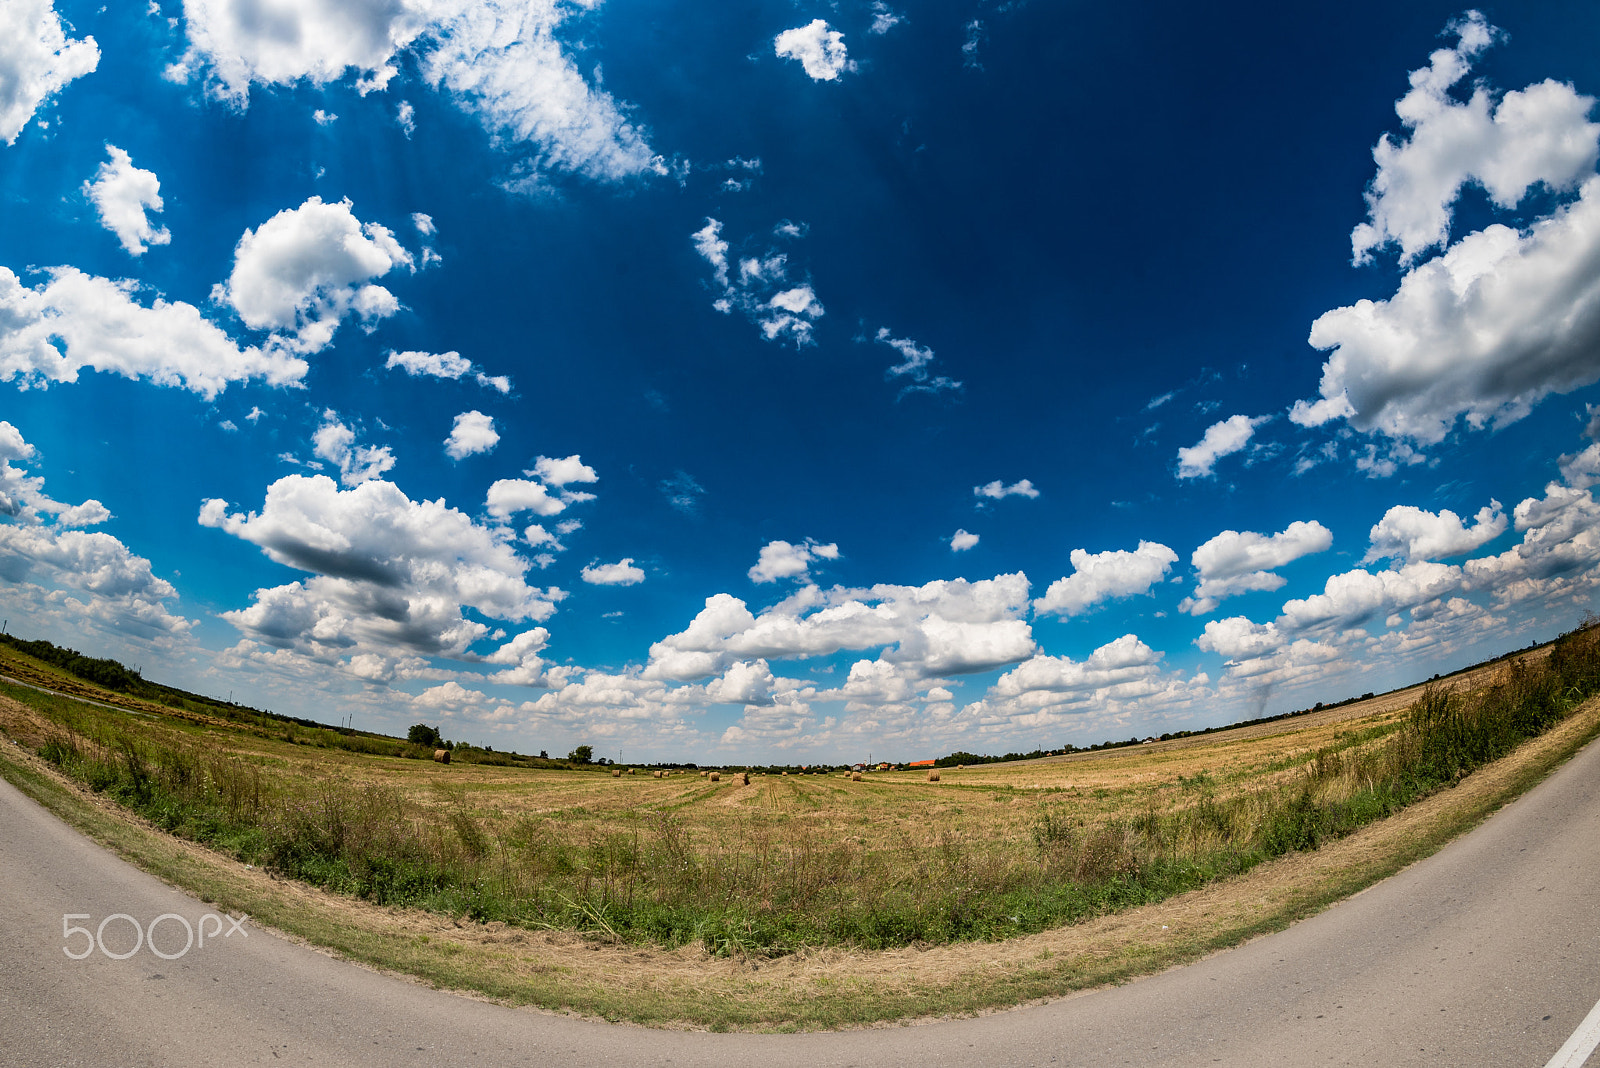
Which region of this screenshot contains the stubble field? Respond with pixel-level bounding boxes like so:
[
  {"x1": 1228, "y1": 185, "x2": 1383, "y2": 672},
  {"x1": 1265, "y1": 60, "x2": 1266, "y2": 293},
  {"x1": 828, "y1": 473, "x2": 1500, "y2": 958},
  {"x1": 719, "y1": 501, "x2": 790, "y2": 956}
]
[{"x1": 0, "y1": 627, "x2": 1595, "y2": 1027}]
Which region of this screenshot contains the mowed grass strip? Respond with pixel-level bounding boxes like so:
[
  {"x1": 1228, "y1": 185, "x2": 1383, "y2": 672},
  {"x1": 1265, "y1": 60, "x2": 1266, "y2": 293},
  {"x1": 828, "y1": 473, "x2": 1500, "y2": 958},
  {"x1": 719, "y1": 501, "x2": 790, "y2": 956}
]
[{"x1": 0, "y1": 625, "x2": 1597, "y2": 1028}]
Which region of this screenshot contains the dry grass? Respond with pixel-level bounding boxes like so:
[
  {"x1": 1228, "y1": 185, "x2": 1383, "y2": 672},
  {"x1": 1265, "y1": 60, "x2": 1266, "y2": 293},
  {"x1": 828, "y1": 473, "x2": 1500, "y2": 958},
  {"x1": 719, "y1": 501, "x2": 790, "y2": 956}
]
[
  {"x1": 0, "y1": 655, "x2": 1554, "y2": 867},
  {"x1": 3, "y1": 685, "x2": 1594, "y2": 1031},
  {"x1": 1, "y1": 628, "x2": 1594, "y2": 1030},
  {"x1": 1, "y1": 638, "x2": 1581, "y2": 953}
]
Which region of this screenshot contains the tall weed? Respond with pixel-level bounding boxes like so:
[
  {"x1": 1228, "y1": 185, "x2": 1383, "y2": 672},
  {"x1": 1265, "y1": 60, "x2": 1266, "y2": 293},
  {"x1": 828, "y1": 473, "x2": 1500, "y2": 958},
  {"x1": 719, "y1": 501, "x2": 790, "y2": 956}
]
[{"x1": 20, "y1": 623, "x2": 1600, "y2": 954}]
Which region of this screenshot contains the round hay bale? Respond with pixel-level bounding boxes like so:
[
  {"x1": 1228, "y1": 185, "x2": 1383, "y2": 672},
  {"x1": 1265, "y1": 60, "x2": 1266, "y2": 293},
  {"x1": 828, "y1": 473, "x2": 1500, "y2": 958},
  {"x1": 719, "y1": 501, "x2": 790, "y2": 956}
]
[
  {"x1": 433, "y1": 749, "x2": 450, "y2": 764},
  {"x1": 612, "y1": 768, "x2": 622, "y2": 777},
  {"x1": 850, "y1": 771, "x2": 862, "y2": 781},
  {"x1": 652, "y1": 769, "x2": 662, "y2": 778},
  {"x1": 739, "y1": 772, "x2": 750, "y2": 785},
  {"x1": 628, "y1": 768, "x2": 636, "y2": 775},
  {"x1": 699, "y1": 770, "x2": 708, "y2": 778},
  {"x1": 956, "y1": 764, "x2": 965, "y2": 771},
  {"x1": 781, "y1": 770, "x2": 788, "y2": 776},
  {"x1": 927, "y1": 769, "x2": 940, "y2": 782},
  {"x1": 709, "y1": 771, "x2": 721, "y2": 782}
]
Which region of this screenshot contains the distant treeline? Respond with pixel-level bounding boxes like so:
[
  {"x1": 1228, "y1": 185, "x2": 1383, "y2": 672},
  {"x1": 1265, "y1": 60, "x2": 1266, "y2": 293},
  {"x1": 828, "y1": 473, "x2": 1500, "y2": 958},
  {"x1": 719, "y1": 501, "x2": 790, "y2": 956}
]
[
  {"x1": 926, "y1": 695, "x2": 1397, "y2": 767},
  {"x1": 1, "y1": 624, "x2": 1560, "y2": 775},
  {"x1": 0, "y1": 635, "x2": 148, "y2": 693},
  {"x1": 0, "y1": 634, "x2": 601, "y2": 769},
  {"x1": 925, "y1": 634, "x2": 1559, "y2": 768}
]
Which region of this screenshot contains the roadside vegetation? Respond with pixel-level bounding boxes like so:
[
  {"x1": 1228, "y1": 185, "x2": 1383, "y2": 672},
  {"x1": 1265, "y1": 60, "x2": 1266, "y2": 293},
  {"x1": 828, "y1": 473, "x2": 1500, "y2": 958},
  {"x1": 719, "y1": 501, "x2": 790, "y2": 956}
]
[{"x1": 2, "y1": 621, "x2": 1595, "y2": 964}]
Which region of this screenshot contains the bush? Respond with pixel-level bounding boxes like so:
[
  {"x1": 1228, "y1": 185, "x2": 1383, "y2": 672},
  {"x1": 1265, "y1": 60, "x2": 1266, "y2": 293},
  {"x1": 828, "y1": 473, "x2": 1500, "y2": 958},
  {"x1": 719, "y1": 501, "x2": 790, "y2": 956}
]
[{"x1": 407, "y1": 723, "x2": 444, "y2": 748}]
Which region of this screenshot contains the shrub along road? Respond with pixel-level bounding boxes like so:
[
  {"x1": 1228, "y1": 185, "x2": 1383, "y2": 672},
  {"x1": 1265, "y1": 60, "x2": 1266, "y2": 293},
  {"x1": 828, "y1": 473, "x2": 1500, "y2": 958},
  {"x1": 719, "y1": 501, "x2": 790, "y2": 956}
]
[{"x1": 2, "y1": 725, "x2": 1598, "y2": 1067}]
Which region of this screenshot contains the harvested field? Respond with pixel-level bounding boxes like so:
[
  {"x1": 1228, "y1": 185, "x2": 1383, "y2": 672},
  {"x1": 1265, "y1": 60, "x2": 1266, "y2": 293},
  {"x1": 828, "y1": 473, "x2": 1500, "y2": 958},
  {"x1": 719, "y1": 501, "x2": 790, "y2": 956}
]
[{"x1": 0, "y1": 626, "x2": 1595, "y2": 1028}]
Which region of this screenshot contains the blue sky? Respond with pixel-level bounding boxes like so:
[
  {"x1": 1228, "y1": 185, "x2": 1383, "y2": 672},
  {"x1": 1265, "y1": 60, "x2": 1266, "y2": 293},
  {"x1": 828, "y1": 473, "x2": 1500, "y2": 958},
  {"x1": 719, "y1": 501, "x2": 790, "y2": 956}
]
[{"x1": 3, "y1": 1, "x2": 1600, "y2": 763}]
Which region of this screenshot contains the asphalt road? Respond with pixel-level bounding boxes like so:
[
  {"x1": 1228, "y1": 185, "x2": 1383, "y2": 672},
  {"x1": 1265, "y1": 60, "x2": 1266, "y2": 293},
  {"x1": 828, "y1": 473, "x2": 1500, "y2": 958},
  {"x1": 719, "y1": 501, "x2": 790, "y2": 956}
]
[{"x1": 2, "y1": 736, "x2": 1598, "y2": 1068}]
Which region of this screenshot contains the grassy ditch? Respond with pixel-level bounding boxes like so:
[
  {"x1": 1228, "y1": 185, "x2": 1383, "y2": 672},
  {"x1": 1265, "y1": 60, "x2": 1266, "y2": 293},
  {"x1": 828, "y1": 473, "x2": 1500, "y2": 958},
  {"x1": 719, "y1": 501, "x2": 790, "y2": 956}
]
[{"x1": 3, "y1": 624, "x2": 1596, "y2": 964}]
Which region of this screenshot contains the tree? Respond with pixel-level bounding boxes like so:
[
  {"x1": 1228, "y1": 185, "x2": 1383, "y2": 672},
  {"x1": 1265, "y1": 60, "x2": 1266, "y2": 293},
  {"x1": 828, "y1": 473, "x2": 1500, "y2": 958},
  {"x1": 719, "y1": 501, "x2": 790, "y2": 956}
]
[
  {"x1": 408, "y1": 723, "x2": 443, "y2": 748},
  {"x1": 568, "y1": 744, "x2": 593, "y2": 764}
]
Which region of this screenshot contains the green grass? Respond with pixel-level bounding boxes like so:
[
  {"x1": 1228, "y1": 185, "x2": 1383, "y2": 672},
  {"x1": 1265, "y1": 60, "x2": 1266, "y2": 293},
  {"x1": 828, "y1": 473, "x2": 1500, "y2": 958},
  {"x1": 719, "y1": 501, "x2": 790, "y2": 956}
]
[
  {"x1": 6, "y1": 623, "x2": 1598, "y2": 961},
  {"x1": 5, "y1": 697, "x2": 1598, "y2": 1030},
  {"x1": 4, "y1": 628, "x2": 1600, "y2": 1029}
]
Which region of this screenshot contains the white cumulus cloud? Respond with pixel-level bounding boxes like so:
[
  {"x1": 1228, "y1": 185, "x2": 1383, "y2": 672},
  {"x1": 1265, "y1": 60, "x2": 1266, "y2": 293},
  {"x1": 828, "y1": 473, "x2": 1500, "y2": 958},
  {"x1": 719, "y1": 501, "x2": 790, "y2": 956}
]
[
  {"x1": 1350, "y1": 12, "x2": 1598, "y2": 265},
  {"x1": 1196, "y1": 616, "x2": 1340, "y2": 686},
  {"x1": 1276, "y1": 560, "x2": 1463, "y2": 633},
  {"x1": 950, "y1": 529, "x2": 979, "y2": 552},
  {"x1": 1295, "y1": 176, "x2": 1600, "y2": 446},
  {"x1": 965, "y1": 633, "x2": 1209, "y2": 736},
  {"x1": 1180, "y1": 520, "x2": 1334, "y2": 616},
  {"x1": 1034, "y1": 541, "x2": 1178, "y2": 618},
  {"x1": 0, "y1": 422, "x2": 188, "y2": 639},
  {"x1": 1176, "y1": 414, "x2": 1268, "y2": 479},
  {"x1": 82, "y1": 146, "x2": 170, "y2": 256},
  {"x1": 200, "y1": 473, "x2": 564, "y2": 666},
  {"x1": 704, "y1": 659, "x2": 776, "y2": 706},
  {"x1": 216, "y1": 196, "x2": 412, "y2": 355},
  {"x1": 1294, "y1": 19, "x2": 1600, "y2": 451},
  {"x1": 974, "y1": 478, "x2": 1039, "y2": 500},
  {"x1": 691, "y1": 218, "x2": 729, "y2": 288},
  {"x1": 310, "y1": 411, "x2": 395, "y2": 487},
  {"x1": 763, "y1": 287, "x2": 824, "y2": 342},
  {"x1": 748, "y1": 538, "x2": 839, "y2": 584},
  {"x1": 1463, "y1": 476, "x2": 1600, "y2": 607},
  {"x1": 1560, "y1": 441, "x2": 1600, "y2": 490},
  {"x1": 485, "y1": 479, "x2": 562, "y2": 520},
  {"x1": 170, "y1": 0, "x2": 427, "y2": 99},
  {"x1": 388, "y1": 349, "x2": 471, "y2": 379},
  {"x1": 582, "y1": 558, "x2": 645, "y2": 586},
  {"x1": 0, "y1": 0, "x2": 99, "y2": 145},
  {"x1": 385, "y1": 348, "x2": 511, "y2": 393},
  {"x1": 0, "y1": 419, "x2": 107, "y2": 526},
  {"x1": 646, "y1": 573, "x2": 1035, "y2": 683},
  {"x1": 530, "y1": 454, "x2": 597, "y2": 488},
  {"x1": 0, "y1": 265, "x2": 306, "y2": 397},
  {"x1": 774, "y1": 19, "x2": 853, "y2": 82},
  {"x1": 55, "y1": 499, "x2": 111, "y2": 528},
  {"x1": 989, "y1": 634, "x2": 1164, "y2": 699},
  {"x1": 444, "y1": 410, "x2": 498, "y2": 460},
  {"x1": 1363, "y1": 501, "x2": 1506, "y2": 565}
]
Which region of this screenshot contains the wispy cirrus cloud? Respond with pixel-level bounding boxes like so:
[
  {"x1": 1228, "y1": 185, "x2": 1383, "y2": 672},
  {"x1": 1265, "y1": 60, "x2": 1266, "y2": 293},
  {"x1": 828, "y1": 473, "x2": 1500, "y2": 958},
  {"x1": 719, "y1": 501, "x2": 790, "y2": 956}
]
[
  {"x1": 169, "y1": 0, "x2": 664, "y2": 184},
  {"x1": 691, "y1": 218, "x2": 825, "y2": 346}
]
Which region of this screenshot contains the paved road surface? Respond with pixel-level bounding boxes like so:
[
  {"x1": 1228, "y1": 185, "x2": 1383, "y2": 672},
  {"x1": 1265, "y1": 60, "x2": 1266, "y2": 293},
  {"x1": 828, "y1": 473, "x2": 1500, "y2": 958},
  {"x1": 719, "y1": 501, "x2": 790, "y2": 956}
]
[{"x1": 2, "y1": 736, "x2": 1598, "y2": 1067}]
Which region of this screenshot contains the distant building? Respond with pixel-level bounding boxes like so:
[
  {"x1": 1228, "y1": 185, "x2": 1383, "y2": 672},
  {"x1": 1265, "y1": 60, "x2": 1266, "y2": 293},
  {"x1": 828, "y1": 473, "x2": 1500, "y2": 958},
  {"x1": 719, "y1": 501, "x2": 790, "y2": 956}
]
[{"x1": 908, "y1": 759, "x2": 935, "y2": 767}]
